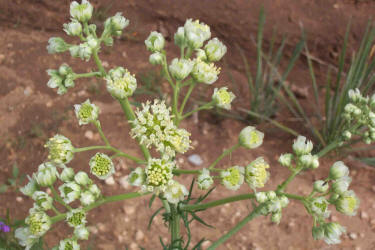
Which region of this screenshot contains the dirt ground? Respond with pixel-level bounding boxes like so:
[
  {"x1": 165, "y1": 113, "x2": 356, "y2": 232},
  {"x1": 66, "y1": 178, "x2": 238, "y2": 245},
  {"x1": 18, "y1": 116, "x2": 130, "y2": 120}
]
[{"x1": 1, "y1": 0, "x2": 375, "y2": 249}]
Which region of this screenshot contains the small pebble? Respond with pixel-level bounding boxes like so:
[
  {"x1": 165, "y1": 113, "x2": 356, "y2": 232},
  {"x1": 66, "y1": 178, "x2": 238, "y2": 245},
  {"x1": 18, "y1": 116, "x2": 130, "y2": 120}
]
[
  {"x1": 123, "y1": 205, "x2": 135, "y2": 215},
  {"x1": 372, "y1": 185, "x2": 375, "y2": 193},
  {"x1": 46, "y1": 101, "x2": 53, "y2": 107},
  {"x1": 201, "y1": 241, "x2": 210, "y2": 248},
  {"x1": 105, "y1": 176, "x2": 116, "y2": 185},
  {"x1": 360, "y1": 232, "x2": 365, "y2": 238},
  {"x1": 331, "y1": 215, "x2": 338, "y2": 222},
  {"x1": 16, "y1": 197, "x2": 23, "y2": 202},
  {"x1": 360, "y1": 211, "x2": 369, "y2": 220},
  {"x1": 88, "y1": 226, "x2": 98, "y2": 234},
  {"x1": 119, "y1": 176, "x2": 130, "y2": 189},
  {"x1": 135, "y1": 230, "x2": 144, "y2": 241},
  {"x1": 177, "y1": 158, "x2": 184, "y2": 164},
  {"x1": 97, "y1": 223, "x2": 107, "y2": 232},
  {"x1": 84, "y1": 130, "x2": 94, "y2": 140},
  {"x1": 77, "y1": 90, "x2": 87, "y2": 97},
  {"x1": 349, "y1": 232, "x2": 358, "y2": 240},
  {"x1": 24, "y1": 87, "x2": 33, "y2": 96},
  {"x1": 0, "y1": 54, "x2": 5, "y2": 64},
  {"x1": 370, "y1": 219, "x2": 375, "y2": 227},
  {"x1": 102, "y1": 61, "x2": 109, "y2": 68},
  {"x1": 129, "y1": 242, "x2": 138, "y2": 250},
  {"x1": 188, "y1": 154, "x2": 203, "y2": 166}
]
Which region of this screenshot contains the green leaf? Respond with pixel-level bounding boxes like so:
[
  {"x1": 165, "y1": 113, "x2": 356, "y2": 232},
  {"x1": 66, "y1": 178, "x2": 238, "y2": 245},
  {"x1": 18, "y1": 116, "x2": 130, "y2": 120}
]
[
  {"x1": 0, "y1": 185, "x2": 8, "y2": 193},
  {"x1": 147, "y1": 207, "x2": 163, "y2": 230},
  {"x1": 12, "y1": 164, "x2": 19, "y2": 178},
  {"x1": 149, "y1": 194, "x2": 156, "y2": 208},
  {"x1": 358, "y1": 157, "x2": 375, "y2": 166}
]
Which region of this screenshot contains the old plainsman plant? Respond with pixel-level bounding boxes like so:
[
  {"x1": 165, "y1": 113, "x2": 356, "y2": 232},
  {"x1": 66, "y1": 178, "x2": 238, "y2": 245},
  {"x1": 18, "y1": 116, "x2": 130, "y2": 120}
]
[{"x1": 15, "y1": 1, "x2": 360, "y2": 249}]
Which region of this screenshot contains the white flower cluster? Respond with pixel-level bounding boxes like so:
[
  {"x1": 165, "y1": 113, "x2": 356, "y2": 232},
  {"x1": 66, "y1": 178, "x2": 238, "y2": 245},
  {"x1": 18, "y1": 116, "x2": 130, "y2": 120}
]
[
  {"x1": 238, "y1": 126, "x2": 264, "y2": 149},
  {"x1": 45, "y1": 135, "x2": 75, "y2": 164},
  {"x1": 212, "y1": 87, "x2": 236, "y2": 110},
  {"x1": 256, "y1": 191, "x2": 289, "y2": 224},
  {"x1": 245, "y1": 157, "x2": 270, "y2": 189},
  {"x1": 131, "y1": 99, "x2": 191, "y2": 159},
  {"x1": 103, "y1": 12, "x2": 130, "y2": 39},
  {"x1": 105, "y1": 67, "x2": 137, "y2": 99},
  {"x1": 47, "y1": 64, "x2": 75, "y2": 95},
  {"x1": 74, "y1": 99, "x2": 100, "y2": 125},
  {"x1": 343, "y1": 88, "x2": 375, "y2": 144},
  {"x1": 89, "y1": 153, "x2": 115, "y2": 180}
]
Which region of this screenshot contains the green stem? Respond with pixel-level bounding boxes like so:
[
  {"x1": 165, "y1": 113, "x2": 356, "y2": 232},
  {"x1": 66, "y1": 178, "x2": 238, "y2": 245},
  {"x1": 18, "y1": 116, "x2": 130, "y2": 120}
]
[
  {"x1": 50, "y1": 192, "x2": 149, "y2": 224},
  {"x1": 180, "y1": 193, "x2": 255, "y2": 212},
  {"x1": 51, "y1": 205, "x2": 62, "y2": 215},
  {"x1": 162, "y1": 52, "x2": 175, "y2": 89},
  {"x1": 185, "y1": 47, "x2": 193, "y2": 58},
  {"x1": 317, "y1": 140, "x2": 340, "y2": 157},
  {"x1": 277, "y1": 167, "x2": 303, "y2": 192},
  {"x1": 179, "y1": 82, "x2": 196, "y2": 115},
  {"x1": 208, "y1": 143, "x2": 240, "y2": 170},
  {"x1": 173, "y1": 80, "x2": 181, "y2": 125},
  {"x1": 170, "y1": 204, "x2": 181, "y2": 248},
  {"x1": 73, "y1": 72, "x2": 101, "y2": 79},
  {"x1": 277, "y1": 192, "x2": 305, "y2": 201},
  {"x1": 73, "y1": 145, "x2": 110, "y2": 152},
  {"x1": 94, "y1": 121, "x2": 110, "y2": 146},
  {"x1": 92, "y1": 49, "x2": 106, "y2": 76},
  {"x1": 173, "y1": 169, "x2": 201, "y2": 175},
  {"x1": 181, "y1": 102, "x2": 214, "y2": 120},
  {"x1": 118, "y1": 98, "x2": 151, "y2": 160},
  {"x1": 207, "y1": 204, "x2": 265, "y2": 250},
  {"x1": 73, "y1": 145, "x2": 144, "y2": 163}
]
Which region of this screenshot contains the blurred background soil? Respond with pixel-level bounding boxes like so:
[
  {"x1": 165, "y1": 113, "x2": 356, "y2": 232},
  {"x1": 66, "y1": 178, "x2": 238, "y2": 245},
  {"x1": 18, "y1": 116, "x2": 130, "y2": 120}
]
[{"x1": 1, "y1": 0, "x2": 375, "y2": 249}]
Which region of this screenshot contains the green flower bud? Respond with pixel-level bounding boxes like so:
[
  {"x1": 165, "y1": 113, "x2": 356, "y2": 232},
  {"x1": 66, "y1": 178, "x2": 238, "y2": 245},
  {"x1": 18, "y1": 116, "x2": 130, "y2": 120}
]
[
  {"x1": 32, "y1": 191, "x2": 53, "y2": 211},
  {"x1": 20, "y1": 177, "x2": 38, "y2": 197},
  {"x1": 58, "y1": 238, "x2": 80, "y2": 250},
  {"x1": 47, "y1": 37, "x2": 69, "y2": 54},
  {"x1": 74, "y1": 99, "x2": 99, "y2": 125},
  {"x1": 106, "y1": 67, "x2": 137, "y2": 99},
  {"x1": 312, "y1": 226, "x2": 324, "y2": 240},
  {"x1": 33, "y1": 162, "x2": 58, "y2": 187},
  {"x1": 245, "y1": 157, "x2": 270, "y2": 189},
  {"x1": 169, "y1": 58, "x2": 194, "y2": 80},
  {"x1": 322, "y1": 222, "x2": 346, "y2": 245},
  {"x1": 149, "y1": 52, "x2": 163, "y2": 65},
  {"x1": 278, "y1": 153, "x2": 293, "y2": 167},
  {"x1": 335, "y1": 190, "x2": 359, "y2": 216},
  {"x1": 66, "y1": 208, "x2": 87, "y2": 228},
  {"x1": 271, "y1": 211, "x2": 282, "y2": 224},
  {"x1": 45, "y1": 135, "x2": 74, "y2": 164},
  {"x1": 191, "y1": 59, "x2": 220, "y2": 84},
  {"x1": 59, "y1": 182, "x2": 81, "y2": 204},
  {"x1": 348, "y1": 88, "x2": 362, "y2": 102},
  {"x1": 74, "y1": 171, "x2": 91, "y2": 186},
  {"x1": 197, "y1": 168, "x2": 213, "y2": 190},
  {"x1": 195, "y1": 49, "x2": 207, "y2": 61},
  {"x1": 212, "y1": 87, "x2": 235, "y2": 110},
  {"x1": 144, "y1": 158, "x2": 174, "y2": 193},
  {"x1": 104, "y1": 12, "x2": 129, "y2": 37},
  {"x1": 299, "y1": 154, "x2": 319, "y2": 169},
  {"x1": 279, "y1": 196, "x2": 289, "y2": 208},
  {"x1": 74, "y1": 225, "x2": 89, "y2": 240},
  {"x1": 87, "y1": 35, "x2": 98, "y2": 49},
  {"x1": 204, "y1": 38, "x2": 227, "y2": 62},
  {"x1": 70, "y1": 0, "x2": 93, "y2": 22},
  {"x1": 266, "y1": 191, "x2": 277, "y2": 200},
  {"x1": 313, "y1": 180, "x2": 329, "y2": 193},
  {"x1": 331, "y1": 176, "x2": 351, "y2": 194},
  {"x1": 69, "y1": 43, "x2": 92, "y2": 61},
  {"x1": 292, "y1": 135, "x2": 313, "y2": 156},
  {"x1": 25, "y1": 211, "x2": 51, "y2": 237},
  {"x1": 88, "y1": 183, "x2": 101, "y2": 198},
  {"x1": 127, "y1": 167, "x2": 146, "y2": 187},
  {"x1": 80, "y1": 190, "x2": 95, "y2": 206},
  {"x1": 174, "y1": 26, "x2": 186, "y2": 47},
  {"x1": 238, "y1": 126, "x2": 264, "y2": 149},
  {"x1": 63, "y1": 20, "x2": 82, "y2": 36},
  {"x1": 255, "y1": 192, "x2": 268, "y2": 203},
  {"x1": 329, "y1": 161, "x2": 349, "y2": 180},
  {"x1": 184, "y1": 19, "x2": 211, "y2": 49},
  {"x1": 60, "y1": 167, "x2": 75, "y2": 182},
  {"x1": 145, "y1": 31, "x2": 165, "y2": 52},
  {"x1": 89, "y1": 153, "x2": 115, "y2": 180},
  {"x1": 220, "y1": 166, "x2": 244, "y2": 191},
  {"x1": 342, "y1": 130, "x2": 352, "y2": 140},
  {"x1": 164, "y1": 180, "x2": 188, "y2": 204}
]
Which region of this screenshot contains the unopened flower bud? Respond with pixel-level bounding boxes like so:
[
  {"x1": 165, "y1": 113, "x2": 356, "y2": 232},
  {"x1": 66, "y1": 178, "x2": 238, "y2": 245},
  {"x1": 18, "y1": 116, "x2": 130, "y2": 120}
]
[
  {"x1": 47, "y1": 37, "x2": 69, "y2": 54},
  {"x1": 88, "y1": 183, "x2": 101, "y2": 198},
  {"x1": 80, "y1": 190, "x2": 95, "y2": 206},
  {"x1": 204, "y1": 38, "x2": 227, "y2": 62},
  {"x1": 164, "y1": 180, "x2": 188, "y2": 204},
  {"x1": 127, "y1": 167, "x2": 146, "y2": 187},
  {"x1": 169, "y1": 58, "x2": 194, "y2": 80},
  {"x1": 74, "y1": 226, "x2": 89, "y2": 240},
  {"x1": 312, "y1": 226, "x2": 325, "y2": 240},
  {"x1": 174, "y1": 26, "x2": 186, "y2": 47},
  {"x1": 149, "y1": 52, "x2": 163, "y2": 65},
  {"x1": 212, "y1": 87, "x2": 235, "y2": 110},
  {"x1": 266, "y1": 191, "x2": 276, "y2": 200},
  {"x1": 313, "y1": 180, "x2": 329, "y2": 193},
  {"x1": 335, "y1": 190, "x2": 359, "y2": 216},
  {"x1": 33, "y1": 162, "x2": 58, "y2": 187},
  {"x1": 342, "y1": 130, "x2": 352, "y2": 140},
  {"x1": 197, "y1": 168, "x2": 213, "y2": 190},
  {"x1": 59, "y1": 182, "x2": 81, "y2": 204},
  {"x1": 191, "y1": 59, "x2": 220, "y2": 84},
  {"x1": 271, "y1": 211, "x2": 282, "y2": 224},
  {"x1": 63, "y1": 21, "x2": 82, "y2": 36},
  {"x1": 278, "y1": 153, "x2": 293, "y2": 167},
  {"x1": 32, "y1": 191, "x2": 53, "y2": 210},
  {"x1": 60, "y1": 167, "x2": 75, "y2": 182},
  {"x1": 331, "y1": 176, "x2": 351, "y2": 194},
  {"x1": 74, "y1": 171, "x2": 91, "y2": 186},
  {"x1": 70, "y1": 0, "x2": 93, "y2": 22},
  {"x1": 293, "y1": 135, "x2": 313, "y2": 156},
  {"x1": 195, "y1": 49, "x2": 207, "y2": 61},
  {"x1": 279, "y1": 196, "x2": 289, "y2": 208},
  {"x1": 255, "y1": 192, "x2": 268, "y2": 203},
  {"x1": 145, "y1": 31, "x2": 165, "y2": 52},
  {"x1": 238, "y1": 126, "x2": 264, "y2": 149},
  {"x1": 87, "y1": 35, "x2": 98, "y2": 49},
  {"x1": 322, "y1": 222, "x2": 346, "y2": 244},
  {"x1": 329, "y1": 161, "x2": 349, "y2": 180},
  {"x1": 20, "y1": 177, "x2": 38, "y2": 197}
]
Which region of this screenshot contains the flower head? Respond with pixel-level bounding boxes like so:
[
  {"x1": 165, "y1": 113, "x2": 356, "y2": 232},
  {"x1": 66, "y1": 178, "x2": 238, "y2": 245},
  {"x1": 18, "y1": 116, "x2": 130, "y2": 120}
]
[
  {"x1": 45, "y1": 135, "x2": 74, "y2": 164},
  {"x1": 32, "y1": 191, "x2": 53, "y2": 211},
  {"x1": 33, "y1": 162, "x2": 58, "y2": 187},
  {"x1": 70, "y1": 0, "x2": 93, "y2": 22},
  {"x1": 191, "y1": 59, "x2": 220, "y2": 84},
  {"x1": 278, "y1": 153, "x2": 293, "y2": 167},
  {"x1": 238, "y1": 126, "x2": 264, "y2": 149},
  {"x1": 60, "y1": 167, "x2": 75, "y2": 182},
  {"x1": 69, "y1": 43, "x2": 92, "y2": 61},
  {"x1": 164, "y1": 180, "x2": 188, "y2": 204},
  {"x1": 245, "y1": 157, "x2": 270, "y2": 189},
  {"x1": 74, "y1": 99, "x2": 99, "y2": 125},
  {"x1": 131, "y1": 99, "x2": 191, "y2": 158},
  {"x1": 127, "y1": 167, "x2": 146, "y2": 187},
  {"x1": 292, "y1": 136, "x2": 313, "y2": 156},
  {"x1": 220, "y1": 166, "x2": 244, "y2": 191},
  {"x1": 0, "y1": 222, "x2": 10, "y2": 233},
  {"x1": 335, "y1": 190, "x2": 360, "y2": 216},
  {"x1": 313, "y1": 180, "x2": 329, "y2": 193},
  {"x1": 66, "y1": 209, "x2": 87, "y2": 228},
  {"x1": 47, "y1": 37, "x2": 69, "y2": 54},
  {"x1": 204, "y1": 38, "x2": 227, "y2": 62},
  {"x1": 329, "y1": 161, "x2": 349, "y2": 180},
  {"x1": 255, "y1": 192, "x2": 268, "y2": 203},
  {"x1": 74, "y1": 171, "x2": 91, "y2": 186},
  {"x1": 104, "y1": 12, "x2": 129, "y2": 36},
  {"x1": 59, "y1": 182, "x2": 81, "y2": 204},
  {"x1": 80, "y1": 190, "x2": 95, "y2": 206},
  {"x1": 74, "y1": 226, "x2": 89, "y2": 240},
  {"x1": 58, "y1": 238, "x2": 80, "y2": 250},
  {"x1": 149, "y1": 52, "x2": 163, "y2": 65},
  {"x1": 311, "y1": 197, "x2": 330, "y2": 218},
  {"x1": 184, "y1": 19, "x2": 211, "y2": 49},
  {"x1": 15, "y1": 227, "x2": 38, "y2": 250},
  {"x1": 169, "y1": 58, "x2": 194, "y2": 80},
  {"x1": 331, "y1": 176, "x2": 351, "y2": 194},
  {"x1": 46, "y1": 64, "x2": 75, "y2": 95},
  {"x1": 88, "y1": 184, "x2": 101, "y2": 198},
  {"x1": 145, "y1": 31, "x2": 165, "y2": 52},
  {"x1": 212, "y1": 87, "x2": 235, "y2": 110},
  {"x1": 299, "y1": 154, "x2": 319, "y2": 169},
  {"x1": 106, "y1": 67, "x2": 137, "y2": 99},
  {"x1": 197, "y1": 168, "x2": 213, "y2": 190},
  {"x1": 20, "y1": 177, "x2": 38, "y2": 197},
  {"x1": 89, "y1": 153, "x2": 115, "y2": 180},
  {"x1": 25, "y1": 211, "x2": 51, "y2": 237},
  {"x1": 174, "y1": 26, "x2": 186, "y2": 47},
  {"x1": 322, "y1": 222, "x2": 346, "y2": 244},
  {"x1": 143, "y1": 158, "x2": 175, "y2": 193},
  {"x1": 63, "y1": 20, "x2": 82, "y2": 36}
]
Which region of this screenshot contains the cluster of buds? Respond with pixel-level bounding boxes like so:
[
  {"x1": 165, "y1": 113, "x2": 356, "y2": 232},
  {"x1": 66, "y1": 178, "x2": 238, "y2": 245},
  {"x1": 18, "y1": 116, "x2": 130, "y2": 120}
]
[
  {"x1": 131, "y1": 99, "x2": 191, "y2": 159},
  {"x1": 197, "y1": 168, "x2": 214, "y2": 190},
  {"x1": 105, "y1": 67, "x2": 137, "y2": 99},
  {"x1": 278, "y1": 135, "x2": 319, "y2": 170},
  {"x1": 256, "y1": 191, "x2": 289, "y2": 224},
  {"x1": 342, "y1": 88, "x2": 375, "y2": 144},
  {"x1": 45, "y1": 135, "x2": 75, "y2": 164},
  {"x1": 103, "y1": 12, "x2": 130, "y2": 42},
  {"x1": 47, "y1": 64, "x2": 75, "y2": 95}
]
